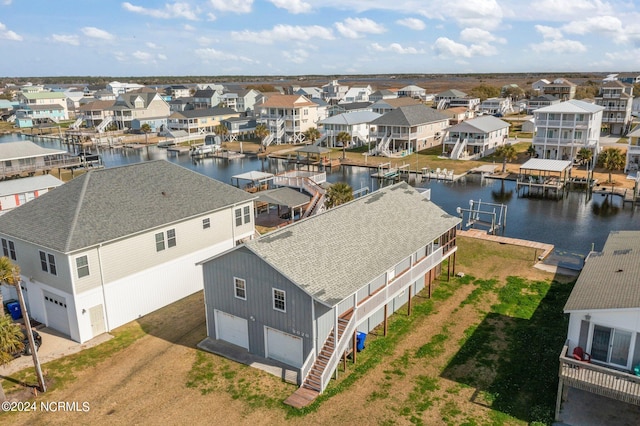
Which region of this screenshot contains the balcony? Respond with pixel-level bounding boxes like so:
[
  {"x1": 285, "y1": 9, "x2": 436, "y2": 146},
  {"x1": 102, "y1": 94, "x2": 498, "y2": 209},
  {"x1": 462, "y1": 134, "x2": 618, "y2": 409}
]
[
  {"x1": 603, "y1": 117, "x2": 627, "y2": 123},
  {"x1": 558, "y1": 343, "x2": 640, "y2": 407}
]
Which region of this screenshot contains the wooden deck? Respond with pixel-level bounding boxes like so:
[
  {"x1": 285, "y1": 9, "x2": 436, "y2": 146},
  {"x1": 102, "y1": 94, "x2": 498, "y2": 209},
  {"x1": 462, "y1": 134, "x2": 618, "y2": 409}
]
[
  {"x1": 283, "y1": 387, "x2": 319, "y2": 408},
  {"x1": 457, "y1": 229, "x2": 554, "y2": 260}
]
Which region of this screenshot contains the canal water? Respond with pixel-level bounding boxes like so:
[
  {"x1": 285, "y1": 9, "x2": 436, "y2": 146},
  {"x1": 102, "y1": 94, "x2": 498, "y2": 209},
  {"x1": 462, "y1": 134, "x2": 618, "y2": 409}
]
[{"x1": 3, "y1": 134, "x2": 640, "y2": 256}]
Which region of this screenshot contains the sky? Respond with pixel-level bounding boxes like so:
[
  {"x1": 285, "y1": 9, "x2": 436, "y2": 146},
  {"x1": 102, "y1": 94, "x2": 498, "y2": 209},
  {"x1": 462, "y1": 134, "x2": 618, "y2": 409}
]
[{"x1": 1, "y1": 0, "x2": 640, "y2": 77}]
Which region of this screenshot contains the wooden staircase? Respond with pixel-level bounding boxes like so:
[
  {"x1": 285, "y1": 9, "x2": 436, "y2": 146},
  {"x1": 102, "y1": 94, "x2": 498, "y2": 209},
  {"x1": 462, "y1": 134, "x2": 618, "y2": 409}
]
[{"x1": 302, "y1": 310, "x2": 353, "y2": 392}]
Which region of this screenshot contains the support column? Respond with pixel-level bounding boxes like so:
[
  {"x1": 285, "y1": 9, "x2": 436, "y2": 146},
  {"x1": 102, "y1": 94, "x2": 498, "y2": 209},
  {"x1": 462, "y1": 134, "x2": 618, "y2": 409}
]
[
  {"x1": 555, "y1": 378, "x2": 564, "y2": 421},
  {"x1": 452, "y1": 251, "x2": 456, "y2": 276},
  {"x1": 383, "y1": 305, "x2": 388, "y2": 336},
  {"x1": 352, "y1": 332, "x2": 357, "y2": 364},
  {"x1": 408, "y1": 286, "x2": 412, "y2": 316}
]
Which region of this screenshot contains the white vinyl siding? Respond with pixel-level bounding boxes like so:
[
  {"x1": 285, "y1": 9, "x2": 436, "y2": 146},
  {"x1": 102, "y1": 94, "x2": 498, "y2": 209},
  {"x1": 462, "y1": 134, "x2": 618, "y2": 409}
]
[{"x1": 75, "y1": 255, "x2": 90, "y2": 278}]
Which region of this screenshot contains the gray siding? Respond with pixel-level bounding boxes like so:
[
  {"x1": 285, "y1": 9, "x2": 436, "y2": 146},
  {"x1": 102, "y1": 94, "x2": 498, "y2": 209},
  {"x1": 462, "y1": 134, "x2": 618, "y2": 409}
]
[
  {"x1": 203, "y1": 247, "x2": 313, "y2": 362},
  {"x1": 315, "y1": 302, "x2": 334, "y2": 350}
]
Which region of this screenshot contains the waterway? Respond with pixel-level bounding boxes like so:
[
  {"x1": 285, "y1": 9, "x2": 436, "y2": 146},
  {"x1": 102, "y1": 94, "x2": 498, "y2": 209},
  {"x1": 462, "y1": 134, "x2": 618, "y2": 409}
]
[{"x1": 3, "y1": 133, "x2": 640, "y2": 256}]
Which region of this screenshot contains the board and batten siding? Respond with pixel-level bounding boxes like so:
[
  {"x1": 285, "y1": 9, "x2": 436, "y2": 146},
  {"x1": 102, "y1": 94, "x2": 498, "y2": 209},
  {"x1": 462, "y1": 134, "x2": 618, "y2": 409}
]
[{"x1": 203, "y1": 247, "x2": 313, "y2": 364}]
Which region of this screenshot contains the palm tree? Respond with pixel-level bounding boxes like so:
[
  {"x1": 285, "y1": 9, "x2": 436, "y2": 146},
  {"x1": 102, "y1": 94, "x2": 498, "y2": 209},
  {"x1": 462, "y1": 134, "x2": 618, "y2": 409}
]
[
  {"x1": 577, "y1": 147, "x2": 593, "y2": 168},
  {"x1": 325, "y1": 182, "x2": 353, "y2": 208},
  {"x1": 0, "y1": 256, "x2": 20, "y2": 310},
  {"x1": 598, "y1": 147, "x2": 626, "y2": 185},
  {"x1": 526, "y1": 145, "x2": 536, "y2": 158},
  {"x1": 304, "y1": 127, "x2": 321, "y2": 145},
  {"x1": 337, "y1": 131, "x2": 351, "y2": 160},
  {"x1": 140, "y1": 123, "x2": 152, "y2": 145},
  {"x1": 255, "y1": 124, "x2": 270, "y2": 152},
  {"x1": 494, "y1": 144, "x2": 518, "y2": 173},
  {"x1": 0, "y1": 313, "x2": 24, "y2": 401}
]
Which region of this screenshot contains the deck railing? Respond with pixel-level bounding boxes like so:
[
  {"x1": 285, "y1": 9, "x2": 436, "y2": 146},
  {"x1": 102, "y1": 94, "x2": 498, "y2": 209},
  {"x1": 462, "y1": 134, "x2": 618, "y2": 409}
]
[
  {"x1": 0, "y1": 157, "x2": 82, "y2": 178},
  {"x1": 559, "y1": 343, "x2": 640, "y2": 406}
]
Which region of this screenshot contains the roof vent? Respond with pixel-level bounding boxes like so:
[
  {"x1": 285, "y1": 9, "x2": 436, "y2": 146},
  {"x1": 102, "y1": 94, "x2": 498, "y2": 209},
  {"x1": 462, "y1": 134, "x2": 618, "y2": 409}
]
[
  {"x1": 161, "y1": 191, "x2": 167, "y2": 196},
  {"x1": 615, "y1": 269, "x2": 624, "y2": 273}
]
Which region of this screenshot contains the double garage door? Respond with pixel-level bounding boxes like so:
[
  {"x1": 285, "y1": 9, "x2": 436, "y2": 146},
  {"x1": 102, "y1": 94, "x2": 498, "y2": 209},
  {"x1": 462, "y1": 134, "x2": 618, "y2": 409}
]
[{"x1": 43, "y1": 291, "x2": 70, "y2": 336}]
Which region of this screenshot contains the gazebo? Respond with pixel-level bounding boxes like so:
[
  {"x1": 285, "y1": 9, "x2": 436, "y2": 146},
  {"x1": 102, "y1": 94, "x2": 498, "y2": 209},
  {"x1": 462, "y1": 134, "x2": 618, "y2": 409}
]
[
  {"x1": 254, "y1": 187, "x2": 311, "y2": 226},
  {"x1": 230, "y1": 171, "x2": 274, "y2": 193},
  {"x1": 517, "y1": 159, "x2": 572, "y2": 198},
  {"x1": 295, "y1": 145, "x2": 332, "y2": 170}
]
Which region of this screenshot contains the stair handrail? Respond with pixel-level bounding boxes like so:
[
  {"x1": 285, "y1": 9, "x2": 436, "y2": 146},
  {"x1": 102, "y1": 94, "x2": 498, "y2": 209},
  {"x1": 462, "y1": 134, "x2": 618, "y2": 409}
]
[{"x1": 319, "y1": 314, "x2": 357, "y2": 392}]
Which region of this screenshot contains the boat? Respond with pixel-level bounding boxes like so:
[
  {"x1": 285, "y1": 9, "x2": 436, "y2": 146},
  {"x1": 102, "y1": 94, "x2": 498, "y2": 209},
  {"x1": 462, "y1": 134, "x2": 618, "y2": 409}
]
[{"x1": 191, "y1": 134, "x2": 222, "y2": 157}]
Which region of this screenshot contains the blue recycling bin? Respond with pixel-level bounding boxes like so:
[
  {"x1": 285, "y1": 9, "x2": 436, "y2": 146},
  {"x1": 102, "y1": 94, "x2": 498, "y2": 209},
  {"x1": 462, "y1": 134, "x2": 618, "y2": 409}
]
[
  {"x1": 356, "y1": 332, "x2": 367, "y2": 352},
  {"x1": 6, "y1": 301, "x2": 22, "y2": 320},
  {"x1": 634, "y1": 364, "x2": 640, "y2": 377}
]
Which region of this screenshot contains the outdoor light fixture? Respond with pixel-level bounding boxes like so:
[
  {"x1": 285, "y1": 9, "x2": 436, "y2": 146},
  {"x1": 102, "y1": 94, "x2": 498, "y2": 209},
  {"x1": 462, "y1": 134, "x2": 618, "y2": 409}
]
[
  {"x1": 249, "y1": 315, "x2": 255, "y2": 321},
  {"x1": 585, "y1": 314, "x2": 591, "y2": 321}
]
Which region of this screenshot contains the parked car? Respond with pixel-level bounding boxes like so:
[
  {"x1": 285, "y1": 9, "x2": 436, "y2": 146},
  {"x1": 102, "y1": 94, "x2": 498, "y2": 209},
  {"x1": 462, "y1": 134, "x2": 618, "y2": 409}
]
[{"x1": 13, "y1": 328, "x2": 42, "y2": 357}]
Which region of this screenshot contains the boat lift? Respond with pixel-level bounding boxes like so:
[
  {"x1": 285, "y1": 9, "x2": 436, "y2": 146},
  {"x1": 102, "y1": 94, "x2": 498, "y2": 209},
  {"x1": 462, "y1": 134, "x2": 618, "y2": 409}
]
[{"x1": 456, "y1": 199, "x2": 508, "y2": 235}]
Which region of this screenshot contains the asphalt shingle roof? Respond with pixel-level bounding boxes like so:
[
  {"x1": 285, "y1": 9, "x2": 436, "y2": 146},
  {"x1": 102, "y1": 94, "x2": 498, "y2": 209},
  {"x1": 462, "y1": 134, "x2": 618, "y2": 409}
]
[
  {"x1": 170, "y1": 107, "x2": 237, "y2": 119},
  {"x1": 446, "y1": 115, "x2": 510, "y2": 134},
  {"x1": 535, "y1": 99, "x2": 604, "y2": 114},
  {"x1": 371, "y1": 104, "x2": 449, "y2": 127},
  {"x1": 564, "y1": 231, "x2": 640, "y2": 311},
  {"x1": 0, "y1": 160, "x2": 256, "y2": 253},
  {"x1": 244, "y1": 182, "x2": 460, "y2": 306}
]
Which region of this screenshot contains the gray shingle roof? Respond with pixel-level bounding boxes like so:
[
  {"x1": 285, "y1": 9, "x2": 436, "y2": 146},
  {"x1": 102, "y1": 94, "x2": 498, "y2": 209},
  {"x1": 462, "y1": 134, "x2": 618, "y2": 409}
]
[
  {"x1": 446, "y1": 115, "x2": 509, "y2": 134},
  {"x1": 244, "y1": 182, "x2": 460, "y2": 306},
  {"x1": 170, "y1": 107, "x2": 237, "y2": 119},
  {"x1": 0, "y1": 160, "x2": 256, "y2": 253},
  {"x1": 564, "y1": 231, "x2": 640, "y2": 311},
  {"x1": 371, "y1": 104, "x2": 449, "y2": 127}
]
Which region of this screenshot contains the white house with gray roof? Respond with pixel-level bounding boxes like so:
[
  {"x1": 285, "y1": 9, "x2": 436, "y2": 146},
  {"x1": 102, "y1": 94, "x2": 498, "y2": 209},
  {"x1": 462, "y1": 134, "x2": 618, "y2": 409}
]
[
  {"x1": 557, "y1": 231, "x2": 640, "y2": 417},
  {"x1": 442, "y1": 116, "x2": 510, "y2": 160},
  {"x1": 199, "y1": 182, "x2": 460, "y2": 394},
  {"x1": 0, "y1": 174, "x2": 63, "y2": 215},
  {"x1": 319, "y1": 110, "x2": 381, "y2": 148},
  {"x1": 0, "y1": 160, "x2": 256, "y2": 343}
]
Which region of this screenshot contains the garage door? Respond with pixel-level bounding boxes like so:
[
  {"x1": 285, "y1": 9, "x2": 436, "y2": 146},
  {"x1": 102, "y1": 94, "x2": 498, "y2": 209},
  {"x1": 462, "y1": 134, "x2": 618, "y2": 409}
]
[
  {"x1": 43, "y1": 291, "x2": 70, "y2": 336},
  {"x1": 265, "y1": 327, "x2": 303, "y2": 368},
  {"x1": 214, "y1": 310, "x2": 249, "y2": 350}
]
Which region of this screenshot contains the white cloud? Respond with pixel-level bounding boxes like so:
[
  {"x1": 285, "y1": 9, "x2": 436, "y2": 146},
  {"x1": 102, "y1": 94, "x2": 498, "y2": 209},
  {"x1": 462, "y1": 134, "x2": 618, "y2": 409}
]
[
  {"x1": 209, "y1": 0, "x2": 253, "y2": 13},
  {"x1": 184, "y1": 24, "x2": 195, "y2": 31},
  {"x1": 432, "y1": 37, "x2": 499, "y2": 58},
  {"x1": 269, "y1": 0, "x2": 311, "y2": 14},
  {"x1": 133, "y1": 51, "x2": 154, "y2": 61},
  {"x1": 2, "y1": 0, "x2": 12, "y2": 5},
  {"x1": 195, "y1": 47, "x2": 256, "y2": 63},
  {"x1": 52, "y1": 34, "x2": 80, "y2": 46},
  {"x1": 283, "y1": 49, "x2": 309, "y2": 64},
  {"x1": 562, "y1": 16, "x2": 627, "y2": 43},
  {"x1": 446, "y1": 0, "x2": 504, "y2": 30},
  {"x1": 158, "y1": 53, "x2": 168, "y2": 60},
  {"x1": 207, "y1": 12, "x2": 216, "y2": 21},
  {"x1": 232, "y1": 24, "x2": 334, "y2": 44},
  {"x1": 146, "y1": 42, "x2": 159, "y2": 49},
  {"x1": 535, "y1": 25, "x2": 563, "y2": 40},
  {"x1": 530, "y1": 39, "x2": 587, "y2": 54},
  {"x1": 122, "y1": 2, "x2": 199, "y2": 20},
  {"x1": 81, "y1": 27, "x2": 115, "y2": 41},
  {"x1": 371, "y1": 42, "x2": 421, "y2": 54},
  {"x1": 460, "y1": 28, "x2": 505, "y2": 44},
  {"x1": 335, "y1": 17, "x2": 386, "y2": 39},
  {"x1": 396, "y1": 18, "x2": 425, "y2": 31},
  {"x1": 530, "y1": 0, "x2": 613, "y2": 19},
  {"x1": 0, "y1": 22, "x2": 22, "y2": 41}
]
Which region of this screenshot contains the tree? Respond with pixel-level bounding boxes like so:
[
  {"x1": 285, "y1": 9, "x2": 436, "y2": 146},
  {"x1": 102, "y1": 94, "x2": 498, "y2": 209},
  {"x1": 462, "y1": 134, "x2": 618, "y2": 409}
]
[
  {"x1": 336, "y1": 131, "x2": 351, "y2": 160},
  {"x1": 0, "y1": 314, "x2": 24, "y2": 401},
  {"x1": 255, "y1": 124, "x2": 269, "y2": 152},
  {"x1": 215, "y1": 123, "x2": 232, "y2": 151},
  {"x1": 526, "y1": 145, "x2": 536, "y2": 158},
  {"x1": 598, "y1": 147, "x2": 625, "y2": 185},
  {"x1": 0, "y1": 256, "x2": 20, "y2": 310},
  {"x1": 469, "y1": 84, "x2": 501, "y2": 101},
  {"x1": 494, "y1": 144, "x2": 518, "y2": 173},
  {"x1": 325, "y1": 182, "x2": 353, "y2": 208},
  {"x1": 577, "y1": 147, "x2": 593, "y2": 168},
  {"x1": 140, "y1": 123, "x2": 152, "y2": 145},
  {"x1": 303, "y1": 127, "x2": 321, "y2": 144}
]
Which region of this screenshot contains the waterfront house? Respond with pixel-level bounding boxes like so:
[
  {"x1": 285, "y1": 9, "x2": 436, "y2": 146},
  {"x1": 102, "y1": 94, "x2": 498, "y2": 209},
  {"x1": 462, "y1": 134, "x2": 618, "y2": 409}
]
[
  {"x1": 167, "y1": 107, "x2": 240, "y2": 135},
  {"x1": 77, "y1": 100, "x2": 115, "y2": 129},
  {"x1": 526, "y1": 95, "x2": 560, "y2": 114},
  {"x1": 199, "y1": 182, "x2": 460, "y2": 393},
  {"x1": 192, "y1": 88, "x2": 224, "y2": 109},
  {"x1": 0, "y1": 160, "x2": 256, "y2": 343},
  {"x1": 256, "y1": 95, "x2": 320, "y2": 145},
  {"x1": 542, "y1": 78, "x2": 577, "y2": 101},
  {"x1": 0, "y1": 141, "x2": 81, "y2": 179},
  {"x1": 108, "y1": 89, "x2": 171, "y2": 131},
  {"x1": 594, "y1": 80, "x2": 634, "y2": 136},
  {"x1": 442, "y1": 115, "x2": 510, "y2": 159},
  {"x1": 327, "y1": 101, "x2": 372, "y2": 117},
  {"x1": 434, "y1": 89, "x2": 480, "y2": 111},
  {"x1": 15, "y1": 90, "x2": 69, "y2": 127},
  {"x1": 556, "y1": 231, "x2": 640, "y2": 420},
  {"x1": 532, "y1": 79, "x2": 551, "y2": 92},
  {"x1": 625, "y1": 125, "x2": 640, "y2": 173},
  {"x1": 532, "y1": 100, "x2": 604, "y2": 162},
  {"x1": 397, "y1": 85, "x2": 426, "y2": 99},
  {"x1": 0, "y1": 174, "x2": 63, "y2": 215},
  {"x1": 220, "y1": 116, "x2": 257, "y2": 142},
  {"x1": 478, "y1": 97, "x2": 512, "y2": 116},
  {"x1": 319, "y1": 110, "x2": 381, "y2": 148},
  {"x1": 165, "y1": 85, "x2": 191, "y2": 99},
  {"x1": 339, "y1": 85, "x2": 373, "y2": 104},
  {"x1": 370, "y1": 105, "x2": 450, "y2": 155},
  {"x1": 617, "y1": 74, "x2": 640, "y2": 85}
]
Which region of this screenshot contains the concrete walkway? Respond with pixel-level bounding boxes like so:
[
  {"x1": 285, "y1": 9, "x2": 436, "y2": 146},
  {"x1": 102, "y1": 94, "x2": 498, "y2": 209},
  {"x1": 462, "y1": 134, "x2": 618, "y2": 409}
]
[{"x1": 457, "y1": 229, "x2": 554, "y2": 259}]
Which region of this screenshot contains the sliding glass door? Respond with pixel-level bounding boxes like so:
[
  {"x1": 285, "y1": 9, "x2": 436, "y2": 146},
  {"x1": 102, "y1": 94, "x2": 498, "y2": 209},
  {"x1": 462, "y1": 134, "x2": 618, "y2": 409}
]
[{"x1": 590, "y1": 324, "x2": 632, "y2": 368}]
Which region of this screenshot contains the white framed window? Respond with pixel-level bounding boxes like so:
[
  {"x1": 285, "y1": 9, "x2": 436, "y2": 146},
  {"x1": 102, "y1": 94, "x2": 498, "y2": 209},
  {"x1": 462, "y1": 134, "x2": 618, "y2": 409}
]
[
  {"x1": 155, "y1": 232, "x2": 165, "y2": 251},
  {"x1": 234, "y1": 277, "x2": 246, "y2": 300},
  {"x1": 2, "y1": 238, "x2": 16, "y2": 261},
  {"x1": 243, "y1": 206, "x2": 251, "y2": 224},
  {"x1": 167, "y1": 229, "x2": 176, "y2": 248},
  {"x1": 235, "y1": 208, "x2": 242, "y2": 226},
  {"x1": 273, "y1": 288, "x2": 286, "y2": 312},
  {"x1": 203, "y1": 218, "x2": 211, "y2": 229},
  {"x1": 76, "y1": 255, "x2": 90, "y2": 278},
  {"x1": 39, "y1": 250, "x2": 57, "y2": 276},
  {"x1": 155, "y1": 229, "x2": 176, "y2": 251}
]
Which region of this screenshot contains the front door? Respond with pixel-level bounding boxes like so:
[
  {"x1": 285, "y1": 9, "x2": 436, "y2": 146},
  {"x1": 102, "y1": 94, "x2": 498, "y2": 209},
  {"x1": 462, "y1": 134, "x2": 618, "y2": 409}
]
[{"x1": 591, "y1": 325, "x2": 632, "y2": 368}]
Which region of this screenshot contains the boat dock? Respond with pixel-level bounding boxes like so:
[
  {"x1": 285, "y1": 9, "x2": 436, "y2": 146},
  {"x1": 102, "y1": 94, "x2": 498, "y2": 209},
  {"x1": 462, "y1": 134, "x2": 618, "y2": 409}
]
[{"x1": 458, "y1": 229, "x2": 554, "y2": 260}]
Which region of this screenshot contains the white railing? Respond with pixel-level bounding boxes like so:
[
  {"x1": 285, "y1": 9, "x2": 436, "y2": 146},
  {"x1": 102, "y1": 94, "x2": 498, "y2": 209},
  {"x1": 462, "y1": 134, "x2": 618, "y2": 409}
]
[
  {"x1": 450, "y1": 138, "x2": 467, "y2": 159},
  {"x1": 273, "y1": 171, "x2": 326, "y2": 187},
  {"x1": 300, "y1": 350, "x2": 316, "y2": 387},
  {"x1": 69, "y1": 116, "x2": 84, "y2": 130},
  {"x1": 96, "y1": 115, "x2": 114, "y2": 133},
  {"x1": 320, "y1": 315, "x2": 356, "y2": 392},
  {"x1": 262, "y1": 132, "x2": 274, "y2": 147}
]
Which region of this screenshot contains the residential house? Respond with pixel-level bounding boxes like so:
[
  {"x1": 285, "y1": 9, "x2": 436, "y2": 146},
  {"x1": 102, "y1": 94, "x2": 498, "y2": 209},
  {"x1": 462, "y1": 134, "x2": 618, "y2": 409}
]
[
  {"x1": 556, "y1": 231, "x2": 640, "y2": 419},
  {"x1": 532, "y1": 100, "x2": 604, "y2": 162},
  {"x1": 397, "y1": 85, "x2": 426, "y2": 99},
  {"x1": 521, "y1": 118, "x2": 536, "y2": 134},
  {"x1": 256, "y1": 95, "x2": 320, "y2": 144},
  {"x1": 0, "y1": 99, "x2": 17, "y2": 121},
  {"x1": 192, "y1": 88, "x2": 224, "y2": 110},
  {"x1": 167, "y1": 107, "x2": 240, "y2": 135},
  {"x1": 442, "y1": 116, "x2": 510, "y2": 159},
  {"x1": 64, "y1": 90, "x2": 86, "y2": 118},
  {"x1": 319, "y1": 110, "x2": 381, "y2": 148},
  {"x1": 221, "y1": 116, "x2": 257, "y2": 141},
  {"x1": 165, "y1": 85, "x2": 191, "y2": 99},
  {"x1": 15, "y1": 90, "x2": 69, "y2": 127},
  {"x1": 370, "y1": 104, "x2": 450, "y2": 155},
  {"x1": 0, "y1": 141, "x2": 81, "y2": 179},
  {"x1": 221, "y1": 88, "x2": 263, "y2": 113},
  {"x1": 339, "y1": 85, "x2": 372, "y2": 104},
  {"x1": 169, "y1": 98, "x2": 193, "y2": 113},
  {"x1": 594, "y1": 81, "x2": 634, "y2": 136},
  {"x1": 0, "y1": 160, "x2": 257, "y2": 343},
  {"x1": 106, "y1": 81, "x2": 145, "y2": 95},
  {"x1": 542, "y1": 78, "x2": 577, "y2": 101},
  {"x1": 0, "y1": 175, "x2": 63, "y2": 215},
  {"x1": 322, "y1": 80, "x2": 349, "y2": 103},
  {"x1": 294, "y1": 87, "x2": 323, "y2": 100},
  {"x1": 370, "y1": 97, "x2": 422, "y2": 115},
  {"x1": 199, "y1": 182, "x2": 460, "y2": 392},
  {"x1": 625, "y1": 125, "x2": 640, "y2": 173},
  {"x1": 310, "y1": 98, "x2": 329, "y2": 123},
  {"x1": 108, "y1": 89, "x2": 171, "y2": 131},
  {"x1": 478, "y1": 97, "x2": 512, "y2": 116},
  {"x1": 442, "y1": 107, "x2": 475, "y2": 125},
  {"x1": 434, "y1": 89, "x2": 468, "y2": 109},
  {"x1": 77, "y1": 100, "x2": 115, "y2": 129},
  {"x1": 327, "y1": 102, "x2": 372, "y2": 117},
  {"x1": 368, "y1": 89, "x2": 397, "y2": 102},
  {"x1": 617, "y1": 74, "x2": 640, "y2": 85},
  {"x1": 449, "y1": 96, "x2": 481, "y2": 111},
  {"x1": 94, "y1": 90, "x2": 116, "y2": 101},
  {"x1": 527, "y1": 95, "x2": 561, "y2": 114}
]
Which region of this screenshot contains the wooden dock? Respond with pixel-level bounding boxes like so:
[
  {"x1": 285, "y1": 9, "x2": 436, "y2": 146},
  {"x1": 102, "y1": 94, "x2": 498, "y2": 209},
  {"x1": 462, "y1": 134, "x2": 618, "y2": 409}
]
[
  {"x1": 166, "y1": 146, "x2": 191, "y2": 154},
  {"x1": 457, "y1": 229, "x2": 554, "y2": 260},
  {"x1": 284, "y1": 387, "x2": 319, "y2": 408}
]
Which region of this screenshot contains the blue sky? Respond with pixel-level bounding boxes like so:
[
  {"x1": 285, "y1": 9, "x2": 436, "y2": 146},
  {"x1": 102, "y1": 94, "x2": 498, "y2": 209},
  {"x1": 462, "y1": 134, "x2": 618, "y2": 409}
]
[{"x1": 1, "y1": 0, "x2": 640, "y2": 77}]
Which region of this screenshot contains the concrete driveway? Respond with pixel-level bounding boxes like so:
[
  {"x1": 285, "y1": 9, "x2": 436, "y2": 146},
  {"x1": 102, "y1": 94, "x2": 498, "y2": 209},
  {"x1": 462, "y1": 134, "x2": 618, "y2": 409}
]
[
  {"x1": 555, "y1": 387, "x2": 640, "y2": 426},
  {"x1": 0, "y1": 325, "x2": 112, "y2": 376}
]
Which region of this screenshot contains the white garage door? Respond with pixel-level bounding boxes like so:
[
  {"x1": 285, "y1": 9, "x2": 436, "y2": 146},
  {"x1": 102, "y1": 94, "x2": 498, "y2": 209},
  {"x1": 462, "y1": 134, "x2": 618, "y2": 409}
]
[
  {"x1": 214, "y1": 310, "x2": 249, "y2": 350},
  {"x1": 43, "y1": 291, "x2": 70, "y2": 336},
  {"x1": 265, "y1": 327, "x2": 303, "y2": 368}
]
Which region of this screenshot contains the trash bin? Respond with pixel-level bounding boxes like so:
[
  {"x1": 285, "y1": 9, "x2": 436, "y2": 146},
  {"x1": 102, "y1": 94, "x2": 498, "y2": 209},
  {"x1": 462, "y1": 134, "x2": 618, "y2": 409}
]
[
  {"x1": 356, "y1": 332, "x2": 367, "y2": 352},
  {"x1": 634, "y1": 364, "x2": 640, "y2": 377},
  {"x1": 6, "y1": 301, "x2": 22, "y2": 320}
]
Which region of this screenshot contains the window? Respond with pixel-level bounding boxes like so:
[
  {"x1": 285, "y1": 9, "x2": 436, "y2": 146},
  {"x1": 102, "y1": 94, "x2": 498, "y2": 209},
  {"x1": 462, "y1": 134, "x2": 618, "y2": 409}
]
[
  {"x1": 167, "y1": 229, "x2": 176, "y2": 248},
  {"x1": 234, "y1": 278, "x2": 246, "y2": 300},
  {"x1": 39, "y1": 250, "x2": 57, "y2": 275},
  {"x1": 2, "y1": 238, "x2": 16, "y2": 260},
  {"x1": 76, "y1": 255, "x2": 89, "y2": 278},
  {"x1": 273, "y1": 288, "x2": 286, "y2": 312},
  {"x1": 202, "y1": 218, "x2": 211, "y2": 229},
  {"x1": 243, "y1": 206, "x2": 251, "y2": 224},
  {"x1": 235, "y1": 208, "x2": 242, "y2": 226},
  {"x1": 155, "y1": 232, "x2": 165, "y2": 251}
]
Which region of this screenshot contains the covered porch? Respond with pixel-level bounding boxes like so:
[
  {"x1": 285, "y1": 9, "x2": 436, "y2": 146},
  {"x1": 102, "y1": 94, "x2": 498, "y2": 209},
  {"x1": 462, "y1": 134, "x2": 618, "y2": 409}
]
[
  {"x1": 516, "y1": 158, "x2": 572, "y2": 198},
  {"x1": 253, "y1": 187, "x2": 311, "y2": 227},
  {"x1": 231, "y1": 171, "x2": 274, "y2": 193}
]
